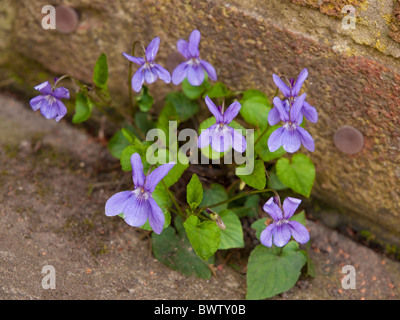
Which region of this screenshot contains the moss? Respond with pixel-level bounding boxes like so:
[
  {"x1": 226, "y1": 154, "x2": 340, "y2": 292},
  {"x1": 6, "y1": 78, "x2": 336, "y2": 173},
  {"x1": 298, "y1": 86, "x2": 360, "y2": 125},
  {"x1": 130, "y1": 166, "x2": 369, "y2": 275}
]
[
  {"x1": 15, "y1": 206, "x2": 25, "y2": 214},
  {"x1": 58, "y1": 211, "x2": 110, "y2": 257},
  {"x1": 1, "y1": 51, "x2": 54, "y2": 98},
  {"x1": 92, "y1": 243, "x2": 109, "y2": 256},
  {"x1": 3, "y1": 144, "x2": 18, "y2": 158},
  {"x1": 82, "y1": 218, "x2": 95, "y2": 230},
  {"x1": 35, "y1": 180, "x2": 54, "y2": 201},
  {"x1": 385, "y1": 244, "x2": 397, "y2": 255},
  {"x1": 360, "y1": 230, "x2": 375, "y2": 242},
  {"x1": 31, "y1": 144, "x2": 80, "y2": 173}
]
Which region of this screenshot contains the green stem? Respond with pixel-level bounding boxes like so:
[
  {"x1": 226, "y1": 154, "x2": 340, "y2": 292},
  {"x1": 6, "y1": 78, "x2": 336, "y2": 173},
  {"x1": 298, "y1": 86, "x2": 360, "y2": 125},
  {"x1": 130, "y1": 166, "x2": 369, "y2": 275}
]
[
  {"x1": 254, "y1": 88, "x2": 280, "y2": 146},
  {"x1": 70, "y1": 76, "x2": 130, "y2": 127},
  {"x1": 86, "y1": 91, "x2": 124, "y2": 127},
  {"x1": 71, "y1": 77, "x2": 88, "y2": 92},
  {"x1": 169, "y1": 207, "x2": 179, "y2": 216},
  {"x1": 226, "y1": 179, "x2": 240, "y2": 195},
  {"x1": 254, "y1": 125, "x2": 269, "y2": 146},
  {"x1": 54, "y1": 74, "x2": 72, "y2": 88},
  {"x1": 91, "y1": 84, "x2": 147, "y2": 140},
  {"x1": 162, "y1": 181, "x2": 185, "y2": 218},
  {"x1": 197, "y1": 209, "x2": 213, "y2": 222},
  {"x1": 128, "y1": 41, "x2": 142, "y2": 115},
  {"x1": 197, "y1": 188, "x2": 280, "y2": 214},
  {"x1": 62, "y1": 73, "x2": 148, "y2": 141},
  {"x1": 231, "y1": 90, "x2": 244, "y2": 96}
]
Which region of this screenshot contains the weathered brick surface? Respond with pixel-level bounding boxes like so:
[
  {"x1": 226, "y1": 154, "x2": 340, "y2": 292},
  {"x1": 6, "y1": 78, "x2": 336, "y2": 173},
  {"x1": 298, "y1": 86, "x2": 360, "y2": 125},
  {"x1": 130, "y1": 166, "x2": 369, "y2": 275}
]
[
  {"x1": 292, "y1": 0, "x2": 367, "y2": 17},
  {"x1": 1, "y1": 0, "x2": 399, "y2": 246}
]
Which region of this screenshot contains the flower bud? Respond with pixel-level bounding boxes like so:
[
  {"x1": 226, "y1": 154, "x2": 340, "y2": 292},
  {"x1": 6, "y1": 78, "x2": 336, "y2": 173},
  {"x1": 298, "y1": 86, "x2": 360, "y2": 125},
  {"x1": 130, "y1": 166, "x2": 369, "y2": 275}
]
[{"x1": 205, "y1": 208, "x2": 226, "y2": 230}]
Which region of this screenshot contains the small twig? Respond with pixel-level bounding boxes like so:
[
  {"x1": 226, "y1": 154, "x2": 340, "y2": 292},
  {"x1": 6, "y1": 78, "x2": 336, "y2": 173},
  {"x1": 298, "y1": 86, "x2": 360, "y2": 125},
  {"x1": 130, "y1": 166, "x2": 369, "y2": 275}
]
[
  {"x1": 226, "y1": 179, "x2": 240, "y2": 195},
  {"x1": 98, "y1": 115, "x2": 107, "y2": 141},
  {"x1": 222, "y1": 248, "x2": 239, "y2": 266}
]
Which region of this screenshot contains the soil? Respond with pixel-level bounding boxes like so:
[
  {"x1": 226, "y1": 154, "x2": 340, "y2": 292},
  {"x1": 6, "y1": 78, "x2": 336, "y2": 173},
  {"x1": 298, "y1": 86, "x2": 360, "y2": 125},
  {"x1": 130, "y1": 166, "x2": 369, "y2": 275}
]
[{"x1": 0, "y1": 93, "x2": 399, "y2": 300}]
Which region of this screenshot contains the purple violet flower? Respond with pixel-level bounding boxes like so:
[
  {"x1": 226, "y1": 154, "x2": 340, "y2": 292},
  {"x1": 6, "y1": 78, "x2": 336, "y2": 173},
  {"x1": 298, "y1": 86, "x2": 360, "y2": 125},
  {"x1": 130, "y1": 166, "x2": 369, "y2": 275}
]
[
  {"x1": 198, "y1": 96, "x2": 246, "y2": 153},
  {"x1": 273, "y1": 68, "x2": 309, "y2": 99},
  {"x1": 260, "y1": 197, "x2": 310, "y2": 247},
  {"x1": 105, "y1": 153, "x2": 175, "y2": 234},
  {"x1": 29, "y1": 81, "x2": 70, "y2": 122},
  {"x1": 123, "y1": 37, "x2": 171, "y2": 92},
  {"x1": 272, "y1": 68, "x2": 318, "y2": 123},
  {"x1": 267, "y1": 94, "x2": 315, "y2": 153},
  {"x1": 172, "y1": 29, "x2": 217, "y2": 86}
]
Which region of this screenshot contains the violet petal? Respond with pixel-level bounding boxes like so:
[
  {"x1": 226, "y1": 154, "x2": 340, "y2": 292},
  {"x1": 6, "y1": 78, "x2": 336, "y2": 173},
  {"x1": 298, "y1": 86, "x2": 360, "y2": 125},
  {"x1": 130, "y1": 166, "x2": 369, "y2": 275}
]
[
  {"x1": 297, "y1": 126, "x2": 315, "y2": 152},
  {"x1": 260, "y1": 223, "x2": 275, "y2": 247},
  {"x1": 187, "y1": 64, "x2": 205, "y2": 86},
  {"x1": 291, "y1": 68, "x2": 308, "y2": 97},
  {"x1": 267, "y1": 126, "x2": 284, "y2": 152},
  {"x1": 302, "y1": 101, "x2": 318, "y2": 123},
  {"x1": 131, "y1": 66, "x2": 145, "y2": 92},
  {"x1": 148, "y1": 196, "x2": 165, "y2": 234},
  {"x1": 177, "y1": 39, "x2": 190, "y2": 59},
  {"x1": 205, "y1": 96, "x2": 223, "y2": 123},
  {"x1": 223, "y1": 101, "x2": 241, "y2": 124},
  {"x1": 52, "y1": 87, "x2": 70, "y2": 100},
  {"x1": 281, "y1": 127, "x2": 301, "y2": 153},
  {"x1": 144, "y1": 162, "x2": 175, "y2": 193},
  {"x1": 282, "y1": 197, "x2": 302, "y2": 219},
  {"x1": 209, "y1": 126, "x2": 232, "y2": 152},
  {"x1": 145, "y1": 37, "x2": 160, "y2": 62},
  {"x1": 290, "y1": 93, "x2": 306, "y2": 123},
  {"x1": 263, "y1": 197, "x2": 283, "y2": 221},
  {"x1": 144, "y1": 67, "x2": 158, "y2": 84},
  {"x1": 188, "y1": 29, "x2": 201, "y2": 57},
  {"x1": 34, "y1": 81, "x2": 52, "y2": 95},
  {"x1": 272, "y1": 74, "x2": 290, "y2": 97},
  {"x1": 272, "y1": 97, "x2": 289, "y2": 122},
  {"x1": 229, "y1": 127, "x2": 247, "y2": 153},
  {"x1": 172, "y1": 62, "x2": 189, "y2": 85},
  {"x1": 198, "y1": 125, "x2": 215, "y2": 149},
  {"x1": 272, "y1": 223, "x2": 291, "y2": 247},
  {"x1": 268, "y1": 107, "x2": 281, "y2": 126},
  {"x1": 154, "y1": 64, "x2": 171, "y2": 84},
  {"x1": 124, "y1": 196, "x2": 150, "y2": 227},
  {"x1": 199, "y1": 59, "x2": 217, "y2": 81},
  {"x1": 122, "y1": 53, "x2": 145, "y2": 66},
  {"x1": 130, "y1": 153, "x2": 146, "y2": 188},
  {"x1": 40, "y1": 100, "x2": 58, "y2": 120},
  {"x1": 105, "y1": 191, "x2": 133, "y2": 216},
  {"x1": 55, "y1": 100, "x2": 68, "y2": 122},
  {"x1": 29, "y1": 95, "x2": 45, "y2": 111},
  {"x1": 288, "y1": 220, "x2": 310, "y2": 244}
]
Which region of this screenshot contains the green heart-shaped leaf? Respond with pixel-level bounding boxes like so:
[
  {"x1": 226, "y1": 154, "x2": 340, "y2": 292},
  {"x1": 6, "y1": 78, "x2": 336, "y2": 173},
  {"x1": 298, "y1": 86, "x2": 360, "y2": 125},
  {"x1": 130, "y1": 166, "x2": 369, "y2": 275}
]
[
  {"x1": 239, "y1": 90, "x2": 271, "y2": 129},
  {"x1": 237, "y1": 159, "x2": 266, "y2": 190},
  {"x1": 218, "y1": 209, "x2": 244, "y2": 250},
  {"x1": 152, "y1": 217, "x2": 215, "y2": 279},
  {"x1": 187, "y1": 174, "x2": 203, "y2": 211},
  {"x1": 276, "y1": 153, "x2": 315, "y2": 197},
  {"x1": 183, "y1": 215, "x2": 221, "y2": 261},
  {"x1": 246, "y1": 242, "x2": 307, "y2": 300}
]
